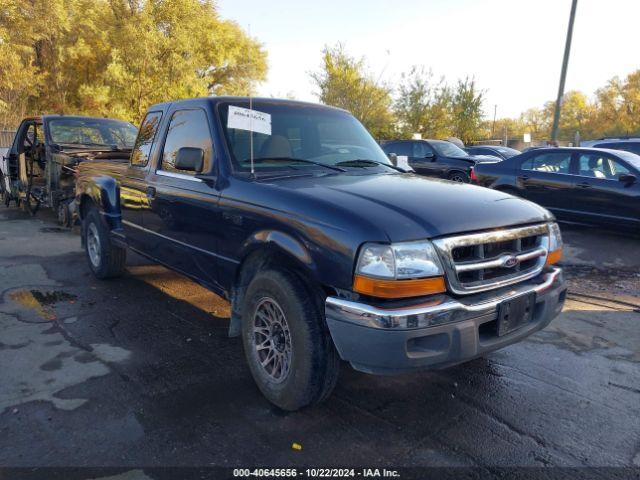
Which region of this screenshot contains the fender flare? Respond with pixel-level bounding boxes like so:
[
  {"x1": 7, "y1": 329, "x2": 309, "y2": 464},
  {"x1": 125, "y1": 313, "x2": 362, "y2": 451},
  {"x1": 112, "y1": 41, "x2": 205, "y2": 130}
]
[
  {"x1": 228, "y1": 230, "x2": 317, "y2": 337},
  {"x1": 78, "y1": 176, "x2": 121, "y2": 229}
]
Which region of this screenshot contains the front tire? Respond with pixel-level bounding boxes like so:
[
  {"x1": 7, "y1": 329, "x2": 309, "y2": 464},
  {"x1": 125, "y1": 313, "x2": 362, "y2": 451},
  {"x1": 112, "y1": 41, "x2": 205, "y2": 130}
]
[
  {"x1": 241, "y1": 268, "x2": 339, "y2": 411},
  {"x1": 83, "y1": 208, "x2": 126, "y2": 279}
]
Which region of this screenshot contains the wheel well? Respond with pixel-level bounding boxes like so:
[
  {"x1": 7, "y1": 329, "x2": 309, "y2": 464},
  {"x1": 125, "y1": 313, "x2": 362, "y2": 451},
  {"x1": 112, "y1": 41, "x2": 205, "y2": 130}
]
[
  {"x1": 79, "y1": 194, "x2": 96, "y2": 220},
  {"x1": 448, "y1": 169, "x2": 468, "y2": 177},
  {"x1": 228, "y1": 246, "x2": 325, "y2": 337}
]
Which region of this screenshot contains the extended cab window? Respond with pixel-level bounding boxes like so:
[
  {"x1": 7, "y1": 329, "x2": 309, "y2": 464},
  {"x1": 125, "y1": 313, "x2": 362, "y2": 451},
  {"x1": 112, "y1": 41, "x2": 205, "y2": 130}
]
[
  {"x1": 160, "y1": 109, "x2": 213, "y2": 176},
  {"x1": 521, "y1": 152, "x2": 571, "y2": 174},
  {"x1": 131, "y1": 111, "x2": 162, "y2": 167}
]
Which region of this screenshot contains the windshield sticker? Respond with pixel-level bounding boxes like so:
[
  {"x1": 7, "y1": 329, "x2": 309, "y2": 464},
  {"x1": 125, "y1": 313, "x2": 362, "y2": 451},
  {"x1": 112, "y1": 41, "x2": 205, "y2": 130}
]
[{"x1": 227, "y1": 106, "x2": 272, "y2": 136}]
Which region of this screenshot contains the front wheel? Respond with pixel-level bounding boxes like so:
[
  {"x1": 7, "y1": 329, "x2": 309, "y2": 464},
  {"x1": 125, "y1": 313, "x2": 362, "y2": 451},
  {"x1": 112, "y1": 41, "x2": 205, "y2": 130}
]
[
  {"x1": 241, "y1": 268, "x2": 339, "y2": 411},
  {"x1": 83, "y1": 208, "x2": 127, "y2": 279}
]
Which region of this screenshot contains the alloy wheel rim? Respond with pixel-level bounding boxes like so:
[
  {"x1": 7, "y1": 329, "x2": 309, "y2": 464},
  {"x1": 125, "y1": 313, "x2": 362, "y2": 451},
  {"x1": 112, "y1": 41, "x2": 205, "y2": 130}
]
[
  {"x1": 252, "y1": 297, "x2": 292, "y2": 383},
  {"x1": 87, "y1": 223, "x2": 101, "y2": 268}
]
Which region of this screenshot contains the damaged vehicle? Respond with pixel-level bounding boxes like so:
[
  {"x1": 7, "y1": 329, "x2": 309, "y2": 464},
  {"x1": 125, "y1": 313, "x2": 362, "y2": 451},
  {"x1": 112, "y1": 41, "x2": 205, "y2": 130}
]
[
  {"x1": 76, "y1": 97, "x2": 566, "y2": 411},
  {"x1": 1, "y1": 115, "x2": 137, "y2": 224}
]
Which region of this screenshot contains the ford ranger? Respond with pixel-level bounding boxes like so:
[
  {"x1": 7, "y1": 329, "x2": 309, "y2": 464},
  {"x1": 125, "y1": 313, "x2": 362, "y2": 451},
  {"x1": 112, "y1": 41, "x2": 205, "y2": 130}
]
[{"x1": 75, "y1": 97, "x2": 566, "y2": 410}]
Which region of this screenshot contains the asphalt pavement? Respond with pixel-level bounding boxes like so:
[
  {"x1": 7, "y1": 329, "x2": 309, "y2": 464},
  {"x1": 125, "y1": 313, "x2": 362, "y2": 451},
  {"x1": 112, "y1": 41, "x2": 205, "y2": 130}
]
[{"x1": 0, "y1": 207, "x2": 639, "y2": 478}]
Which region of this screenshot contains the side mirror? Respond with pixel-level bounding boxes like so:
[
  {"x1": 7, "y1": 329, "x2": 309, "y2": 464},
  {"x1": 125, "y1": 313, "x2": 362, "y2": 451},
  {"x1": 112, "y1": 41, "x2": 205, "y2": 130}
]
[
  {"x1": 619, "y1": 173, "x2": 637, "y2": 185},
  {"x1": 174, "y1": 147, "x2": 204, "y2": 172},
  {"x1": 387, "y1": 152, "x2": 398, "y2": 165},
  {"x1": 425, "y1": 152, "x2": 435, "y2": 161}
]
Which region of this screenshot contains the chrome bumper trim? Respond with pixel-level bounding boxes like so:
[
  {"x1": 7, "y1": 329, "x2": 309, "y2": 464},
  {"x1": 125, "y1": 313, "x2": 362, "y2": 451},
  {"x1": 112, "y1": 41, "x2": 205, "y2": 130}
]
[{"x1": 325, "y1": 267, "x2": 563, "y2": 330}]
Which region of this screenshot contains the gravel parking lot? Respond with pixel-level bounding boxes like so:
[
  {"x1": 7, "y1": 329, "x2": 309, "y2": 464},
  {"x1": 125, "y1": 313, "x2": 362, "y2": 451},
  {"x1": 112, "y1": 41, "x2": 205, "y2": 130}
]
[{"x1": 0, "y1": 207, "x2": 639, "y2": 476}]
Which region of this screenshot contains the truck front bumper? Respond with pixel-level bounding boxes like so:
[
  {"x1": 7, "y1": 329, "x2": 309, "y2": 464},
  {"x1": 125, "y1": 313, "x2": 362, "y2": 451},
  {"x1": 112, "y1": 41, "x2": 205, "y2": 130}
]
[{"x1": 325, "y1": 267, "x2": 566, "y2": 375}]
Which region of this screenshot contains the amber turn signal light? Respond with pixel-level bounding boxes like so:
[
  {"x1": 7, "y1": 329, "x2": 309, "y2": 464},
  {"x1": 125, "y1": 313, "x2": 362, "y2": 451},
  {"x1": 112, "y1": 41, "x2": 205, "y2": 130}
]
[
  {"x1": 545, "y1": 249, "x2": 563, "y2": 266},
  {"x1": 353, "y1": 275, "x2": 446, "y2": 299}
]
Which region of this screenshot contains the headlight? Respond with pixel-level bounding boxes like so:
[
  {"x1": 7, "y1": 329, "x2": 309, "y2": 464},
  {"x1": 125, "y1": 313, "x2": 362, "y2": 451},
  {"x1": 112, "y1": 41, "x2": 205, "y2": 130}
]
[
  {"x1": 354, "y1": 241, "x2": 446, "y2": 298},
  {"x1": 546, "y1": 222, "x2": 563, "y2": 266}
]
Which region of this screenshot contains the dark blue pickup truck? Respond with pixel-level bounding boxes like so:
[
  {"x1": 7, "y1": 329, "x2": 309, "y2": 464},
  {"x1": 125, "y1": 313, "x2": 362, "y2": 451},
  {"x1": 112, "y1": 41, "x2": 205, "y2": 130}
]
[{"x1": 76, "y1": 97, "x2": 566, "y2": 410}]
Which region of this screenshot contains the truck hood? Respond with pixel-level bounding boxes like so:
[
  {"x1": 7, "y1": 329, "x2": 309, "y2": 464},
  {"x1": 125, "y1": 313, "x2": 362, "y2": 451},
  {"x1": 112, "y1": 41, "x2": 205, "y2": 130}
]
[{"x1": 268, "y1": 172, "x2": 553, "y2": 241}]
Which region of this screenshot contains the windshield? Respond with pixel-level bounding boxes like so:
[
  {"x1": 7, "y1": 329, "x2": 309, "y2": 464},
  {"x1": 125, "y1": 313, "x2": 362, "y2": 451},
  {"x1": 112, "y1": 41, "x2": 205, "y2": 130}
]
[
  {"x1": 218, "y1": 101, "x2": 392, "y2": 173},
  {"x1": 430, "y1": 140, "x2": 468, "y2": 157},
  {"x1": 493, "y1": 146, "x2": 521, "y2": 157},
  {"x1": 48, "y1": 118, "x2": 138, "y2": 149}
]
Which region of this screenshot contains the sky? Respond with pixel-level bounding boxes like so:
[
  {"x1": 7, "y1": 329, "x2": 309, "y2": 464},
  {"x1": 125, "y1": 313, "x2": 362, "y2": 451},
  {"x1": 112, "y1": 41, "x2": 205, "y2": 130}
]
[{"x1": 218, "y1": 0, "x2": 640, "y2": 120}]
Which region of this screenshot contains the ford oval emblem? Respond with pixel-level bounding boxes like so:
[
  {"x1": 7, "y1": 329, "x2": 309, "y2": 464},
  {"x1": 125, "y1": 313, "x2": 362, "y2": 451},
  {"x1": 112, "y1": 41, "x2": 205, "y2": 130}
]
[{"x1": 503, "y1": 256, "x2": 519, "y2": 268}]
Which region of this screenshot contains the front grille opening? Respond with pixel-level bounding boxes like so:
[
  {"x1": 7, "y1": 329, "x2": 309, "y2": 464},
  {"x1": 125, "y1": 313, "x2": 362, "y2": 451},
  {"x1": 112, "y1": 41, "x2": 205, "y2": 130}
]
[{"x1": 452, "y1": 245, "x2": 476, "y2": 262}]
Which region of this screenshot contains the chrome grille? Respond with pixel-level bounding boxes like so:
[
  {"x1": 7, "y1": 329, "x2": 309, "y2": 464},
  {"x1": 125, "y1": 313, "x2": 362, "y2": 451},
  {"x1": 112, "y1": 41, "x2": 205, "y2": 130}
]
[{"x1": 432, "y1": 224, "x2": 550, "y2": 295}]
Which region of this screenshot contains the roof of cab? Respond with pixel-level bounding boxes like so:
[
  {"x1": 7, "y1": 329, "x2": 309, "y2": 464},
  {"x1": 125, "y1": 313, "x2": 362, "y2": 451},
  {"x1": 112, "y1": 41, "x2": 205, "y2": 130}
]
[{"x1": 147, "y1": 96, "x2": 349, "y2": 114}]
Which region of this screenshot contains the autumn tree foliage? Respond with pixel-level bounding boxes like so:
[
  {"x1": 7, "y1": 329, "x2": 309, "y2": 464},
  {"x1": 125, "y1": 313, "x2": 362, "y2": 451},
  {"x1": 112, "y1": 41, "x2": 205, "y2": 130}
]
[{"x1": 0, "y1": 0, "x2": 267, "y2": 127}]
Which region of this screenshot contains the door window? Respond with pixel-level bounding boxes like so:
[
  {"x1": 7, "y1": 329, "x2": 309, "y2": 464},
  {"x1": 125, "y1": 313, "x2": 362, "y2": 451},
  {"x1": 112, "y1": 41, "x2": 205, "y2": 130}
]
[
  {"x1": 578, "y1": 154, "x2": 630, "y2": 180},
  {"x1": 413, "y1": 142, "x2": 434, "y2": 158},
  {"x1": 131, "y1": 111, "x2": 162, "y2": 167},
  {"x1": 160, "y1": 109, "x2": 213, "y2": 175},
  {"x1": 521, "y1": 152, "x2": 571, "y2": 174},
  {"x1": 385, "y1": 142, "x2": 412, "y2": 157}
]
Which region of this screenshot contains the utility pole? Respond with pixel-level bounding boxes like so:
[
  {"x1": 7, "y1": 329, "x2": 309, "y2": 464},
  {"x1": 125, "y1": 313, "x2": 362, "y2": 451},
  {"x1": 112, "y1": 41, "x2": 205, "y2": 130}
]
[
  {"x1": 551, "y1": 0, "x2": 578, "y2": 143},
  {"x1": 491, "y1": 105, "x2": 497, "y2": 138}
]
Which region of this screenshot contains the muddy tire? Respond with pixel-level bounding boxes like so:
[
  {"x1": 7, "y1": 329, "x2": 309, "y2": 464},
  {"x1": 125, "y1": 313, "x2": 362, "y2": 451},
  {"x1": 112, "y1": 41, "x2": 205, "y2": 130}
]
[
  {"x1": 83, "y1": 208, "x2": 126, "y2": 279},
  {"x1": 241, "y1": 268, "x2": 339, "y2": 411}
]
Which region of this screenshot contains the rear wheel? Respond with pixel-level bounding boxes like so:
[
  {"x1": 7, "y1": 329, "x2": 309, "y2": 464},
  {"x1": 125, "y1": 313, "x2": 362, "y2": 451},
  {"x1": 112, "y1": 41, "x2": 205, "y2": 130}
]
[
  {"x1": 241, "y1": 268, "x2": 339, "y2": 411},
  {"x1": 448, "y1": 171, "x2": 470, "y2": 183},
  {"x1": 83, "y1": 208, "x2": 126, "y2": 279}
]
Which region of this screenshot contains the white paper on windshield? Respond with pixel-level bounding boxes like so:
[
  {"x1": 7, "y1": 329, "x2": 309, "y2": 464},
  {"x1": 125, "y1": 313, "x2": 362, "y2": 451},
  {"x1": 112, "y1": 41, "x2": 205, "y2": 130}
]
[
  {"x1": 227, "y1": 106, "x2": 272, "y2": 136},
  {"x1": 396, "y1": 155, "x2": 410, "y2": 170}
]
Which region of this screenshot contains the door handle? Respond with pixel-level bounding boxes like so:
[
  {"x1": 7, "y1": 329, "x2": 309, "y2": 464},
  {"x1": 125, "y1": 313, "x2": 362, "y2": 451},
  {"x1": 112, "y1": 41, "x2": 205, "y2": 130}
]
[
  {"x1": 577, "y1": 182, "x2": 591, "y2": 189},
  {"x1": 518, "y1": 175, "x2": 529, "y2": 181},
  {"x1": 146, "y1": 186, "x2": 156, "y2": 198}
]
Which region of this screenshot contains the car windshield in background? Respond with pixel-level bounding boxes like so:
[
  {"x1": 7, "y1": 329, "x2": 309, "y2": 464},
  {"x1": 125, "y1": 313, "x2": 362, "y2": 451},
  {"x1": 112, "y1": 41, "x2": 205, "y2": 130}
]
[
  {"x1": 493, "y1": 146, "x2": 521, "y2": 157},
  {"x1": 48, "y1": 118, "x2": 138, "y2": 149},
  {"x1": 430, "y1": 140, "x2": 468, "y2": 157},
  {"x1": 218, "y1": 101, "x2": 393, "y2": 173}
]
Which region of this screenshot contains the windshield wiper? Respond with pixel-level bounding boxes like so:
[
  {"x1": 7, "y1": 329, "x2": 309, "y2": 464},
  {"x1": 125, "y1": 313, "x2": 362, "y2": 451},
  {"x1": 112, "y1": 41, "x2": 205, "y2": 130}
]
[
  {"x1": 336, "y1": 159, "x2": 408, "y2": 172},
  {"x1": 246, "y1": 157, "x2": 346, "y2": 172}
]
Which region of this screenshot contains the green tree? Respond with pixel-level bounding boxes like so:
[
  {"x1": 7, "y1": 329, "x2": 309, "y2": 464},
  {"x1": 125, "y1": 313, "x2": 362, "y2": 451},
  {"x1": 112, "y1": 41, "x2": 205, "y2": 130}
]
[
  {"x1": 450, "y1": 77, "x2": 484, "y2": 144},
  {"x1": 394, "y1": 67, "x2": 452, "y2": 139},
  {"x1": 0, "y1": 0, "x2": 267, "y2": 126},
  {"x1": 310, "y1": 44, "x2": 395, "y2": 139}
]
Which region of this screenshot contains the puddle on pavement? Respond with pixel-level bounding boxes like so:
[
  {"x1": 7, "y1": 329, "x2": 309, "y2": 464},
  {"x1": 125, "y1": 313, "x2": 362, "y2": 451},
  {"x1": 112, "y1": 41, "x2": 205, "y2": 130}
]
[{"x1": 9, "y1": 289, "x2": 78, "y2": 321}]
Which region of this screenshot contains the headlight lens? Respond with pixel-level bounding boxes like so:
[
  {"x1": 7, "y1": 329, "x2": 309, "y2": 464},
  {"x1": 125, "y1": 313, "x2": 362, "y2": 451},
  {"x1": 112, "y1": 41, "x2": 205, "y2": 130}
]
[
  {"x1": 548, "y1": 222, "x2": 563, "y2": 252},
  {"x1": 356, "y1": 241, "x2": 444, "y2": 279},
  {"x1": 546, "y1": 222, "x2": 563, "y2": 266}
]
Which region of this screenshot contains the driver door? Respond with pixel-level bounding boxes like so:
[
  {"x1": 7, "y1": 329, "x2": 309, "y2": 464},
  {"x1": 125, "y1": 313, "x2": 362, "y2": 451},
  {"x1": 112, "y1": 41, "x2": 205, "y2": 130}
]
[{"x1": 410, "y1": 141, "x2": 443, "y2": 177}]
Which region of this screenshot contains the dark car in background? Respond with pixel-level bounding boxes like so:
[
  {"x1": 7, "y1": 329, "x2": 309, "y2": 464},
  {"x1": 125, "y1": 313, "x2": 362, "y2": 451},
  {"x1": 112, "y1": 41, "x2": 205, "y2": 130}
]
[
  {"x1": 473, "y1": 147, "x2": 640, "y2": 230},
  {"x1": 381, "y1": 139, "x2": 499, "y2": 182},
  {"x1": 465, "y1": 145, "x2": 521, "y2": 160},
  {"x1": 581, "y1": 137, "x2": 640, "y2": 156}
]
